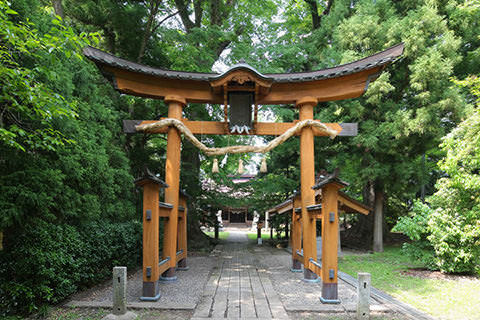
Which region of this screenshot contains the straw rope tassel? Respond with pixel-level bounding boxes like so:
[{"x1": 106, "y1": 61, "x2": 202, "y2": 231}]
[
  {"x1": 136, "y1": 118, "x2": 338, "y2": 156},
  {"x1": 238, "y1": 159, "x2": 244, "y2": 175},
  {"x1": 212, "y1": 158, "x2": 219, "y2": 173},
  {"x1": 260, "y1": 157, "x2": 267, "y2": 173}
]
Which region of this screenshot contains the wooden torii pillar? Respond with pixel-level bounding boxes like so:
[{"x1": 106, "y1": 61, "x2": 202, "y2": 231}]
[
  {"x1": 177, "y1": 190, "x2": 189, "y2": 270},
  {"x1": 134, "y1": 170, "x2": 168, "y2": 300},
  {"x1": 83, "y1": 43, "x2": 404, "y2": 301},
  {"x1": 291, "y1": 193, "x2": 302, "y2": 272},
  {"x1": 298, "y1": 96, "x2": 319, "y2": 281},
  {"x1": 160, "y1": 95, "x2": 185, "y2": 280},
  {"x1": 270, "y1": 175, "x2": 371, "y2": 303},
  {"x1": 313, "y1": 173, "x2": 348, "y2": 303}
]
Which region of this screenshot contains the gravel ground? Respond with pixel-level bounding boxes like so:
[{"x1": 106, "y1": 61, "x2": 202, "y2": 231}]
[
  {"x1": 252, "y1": 245, "x2": 384, "y2": 313},
  {"x1": 67, "y1": 255, "x2": 218, "y2": 309},
  {"x1": 43, "y1": 307, "x2": 193, "y2": 320}
]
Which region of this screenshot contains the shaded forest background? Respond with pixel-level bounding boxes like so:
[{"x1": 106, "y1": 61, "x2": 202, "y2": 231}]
[{"x1": 0, "y1": 0, "x2": 479, "y2": 316}]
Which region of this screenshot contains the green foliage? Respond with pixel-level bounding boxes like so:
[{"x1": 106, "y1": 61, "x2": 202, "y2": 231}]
[
  {"x1": 393, "y1": 201, "x2": 437, "y2": 270},
  {"x1": 0, "y1": 1, "x2": 138, "y2": 316},
  {"x1": 0, "y1": 219, "x2": 141, "y2": 316},
  {"x1": 0, "y1": 0, "x2": 96, "y2": 151},
  {"x1": 394, "y1": 76, "x2": 480, "y2": 274}
]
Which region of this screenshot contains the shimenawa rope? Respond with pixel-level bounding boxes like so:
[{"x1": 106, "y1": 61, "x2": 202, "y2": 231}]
[{"x1": 135, "y1": 118, "x2": 338, "y2": 156}]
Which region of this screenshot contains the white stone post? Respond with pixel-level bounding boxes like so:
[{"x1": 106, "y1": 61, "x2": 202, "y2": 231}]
[
  {"x1": 357, "y1": 273, "x2": 371, "y2": 320},
  {"x1": 103, "y1": 267, "x2": 136, "y2": 320}
]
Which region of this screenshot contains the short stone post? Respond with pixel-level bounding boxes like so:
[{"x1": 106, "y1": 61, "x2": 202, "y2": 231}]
[
  {"x1": 103, "y1": 267, "x2": 136, "y2": 320},
  {"x1": 257, "y1": 222, "x2": 263, "y2": 245},
  {"x1": 357, "y1": 273, "x2": 371, "y2": 320}
]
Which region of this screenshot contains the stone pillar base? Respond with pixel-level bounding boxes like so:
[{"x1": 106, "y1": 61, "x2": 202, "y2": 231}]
[
  {"x1": 303, "y1": 268, "x2": 319, "y2": 282},
  {"x1": 140, "y1": 281, "x2": 160, "y2": 301},
  {"x1": 160, "y1": 267, "x2": 177, "y2": 281},
  {"x1": 321, "y1": 282, "x2": 340, "y2": 304},
  {"x1": 176, "y1": 258, "x2": 189, "y2": 271},
  {"x1": 291, "y1": 259, "x2": 302, "y2": 272}
]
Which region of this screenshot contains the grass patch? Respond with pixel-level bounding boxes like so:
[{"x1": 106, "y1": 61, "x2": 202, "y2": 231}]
[
  {"x1": 246, "y1": 232, "x2": 285, "y2": 240},
  {"x1": 203, "y1": 231, "x2": 229, "y2": 240},
  {"x1": 339, "y1": 246, "x2": 480, "y2": 320}
]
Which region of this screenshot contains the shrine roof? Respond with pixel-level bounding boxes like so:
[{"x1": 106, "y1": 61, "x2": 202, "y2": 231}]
[
  {"x1": 83, "y1": 43, "x2": 404, "y2": 84},
  {"x1": 312, "y1": 170, "x2": 349, "y2": 190}
]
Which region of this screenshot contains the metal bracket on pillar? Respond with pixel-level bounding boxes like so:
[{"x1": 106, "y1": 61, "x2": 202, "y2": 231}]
[
  {"x1": 146, "y1": 266, "x2": 152, "y2": 278},
  {"x1": 329, "y1": 269, "x2": 335, "y2": 279},
  {"x1": 307, "y1": 204, "x2": 322, "y2": 212},
  {"x1": 146, "y1": 210, "x2": 152, "y2": 221},
  {"x1": 329, "y1": 212, "x2": 335, "y2": 223}
]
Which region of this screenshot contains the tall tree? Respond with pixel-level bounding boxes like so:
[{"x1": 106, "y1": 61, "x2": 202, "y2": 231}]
[{"x1": 313, "y1": 0, "x2": 467, "y2": 250}]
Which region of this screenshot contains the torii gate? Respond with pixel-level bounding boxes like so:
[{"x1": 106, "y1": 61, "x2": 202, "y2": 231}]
[{"x1": 84, "y1": 43, "x2": 404, "y2": 302}]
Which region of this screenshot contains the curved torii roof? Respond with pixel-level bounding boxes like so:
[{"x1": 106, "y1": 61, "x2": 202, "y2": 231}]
[{"x1": 83, "y1": 43, "x2": 404, "y2": 105}]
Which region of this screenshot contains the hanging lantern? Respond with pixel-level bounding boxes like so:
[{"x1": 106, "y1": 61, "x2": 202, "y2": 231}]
[
  {"x1": 228, "y1": 91, "x2": 254, "y2": 134},
  {"x1": 260, "y1": 157, "x2": 267, "y2": 173},
  {"x1": 237, "y1": 159, "x2": 244, "y2": 175},
  {"x1": 212, "y1": 158, "x2": 219, "y2": 173}
]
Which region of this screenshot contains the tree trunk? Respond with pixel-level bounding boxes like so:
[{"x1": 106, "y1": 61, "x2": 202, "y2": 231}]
[
  {"x1": 373, "y1": 186, "x2": 384, "y2": 252},
  {"x1": 342, "y1": 181, "x2": 374, "y2": 249},
  {"x1": 304, "y1": 0, "x2": 334, "y2": 30},
  {"x1": 51, "y1": 0, "x2": 64, "y2": 19},
  {"x1": 181, "y1": 138, "x2": 212, "y2": 250},
  {"x1": 137, "y1": 0, "x2": 161, "y2": 63},
  {"x1": 304, "y1": 0, "x2": 320, "y2": 29}
]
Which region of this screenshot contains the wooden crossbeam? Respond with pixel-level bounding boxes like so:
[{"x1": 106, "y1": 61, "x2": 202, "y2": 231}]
[
  {"x1": 123, "y1": 119, "x2": 358, "y2": 137},
  {"x1": 338, "y1": 192, "x2": 371, "y2": 215}
]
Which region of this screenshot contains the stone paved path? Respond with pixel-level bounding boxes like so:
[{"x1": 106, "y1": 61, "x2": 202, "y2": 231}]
[{"x1": 192, "y1": 232, "x2": 289, "y2": 320}]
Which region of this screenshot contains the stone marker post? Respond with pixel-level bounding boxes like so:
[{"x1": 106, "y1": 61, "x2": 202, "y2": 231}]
[
  {"x1": 257, "y1": 222, "x2": 263, "y2": 245},
  {"x1": 103, "y1": 267, "x2": 137, "y2": 320},
  {"x1": 357, "y1": 273, "x2": 371, "y2": 320}
]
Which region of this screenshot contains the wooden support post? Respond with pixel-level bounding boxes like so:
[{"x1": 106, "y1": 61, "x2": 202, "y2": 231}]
[
  {"x1": 291, "y1": 195, "x2": 302, "y2": 272},
  {"x1": 320, "y1": 183, "x2": 341, "y2": 303},
  {"x1": 285, "y1": 213, "x2": 289, "y2": 241},
  {"x1": 298, "y1": 97, "x2": 319, "y2": 282},
  {"x1": 214, "y1": 219, "x2": 219, "y2": 239},
  {"x1": 161, "y1": 95, "x2": 186, "y2": 281},
  {"x1": 135, "y1": 173, "x2": 167, "y2": 301},
  {"x1": 177, "y1": 194, "x2": 188, "y2": 270}
]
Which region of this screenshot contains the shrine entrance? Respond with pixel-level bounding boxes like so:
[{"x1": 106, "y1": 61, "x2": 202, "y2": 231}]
[
  {"x1": 84, "y1": 43, "x2": 403, "y2": 303},
  {"x1": 229, "y1": 211, "x2": 246, "y2": 224}
]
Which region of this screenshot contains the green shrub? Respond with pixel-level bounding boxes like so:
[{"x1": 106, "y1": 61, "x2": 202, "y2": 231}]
[
  {"x1": 0, "y1": 219, "x2": 141, "y2": 316},
  {"x1": 394, "y1": 107, "x2": 480, "y2": 275},
  {"x1": 393, "y1": 201, "x2": 438, "y2": 271}
]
